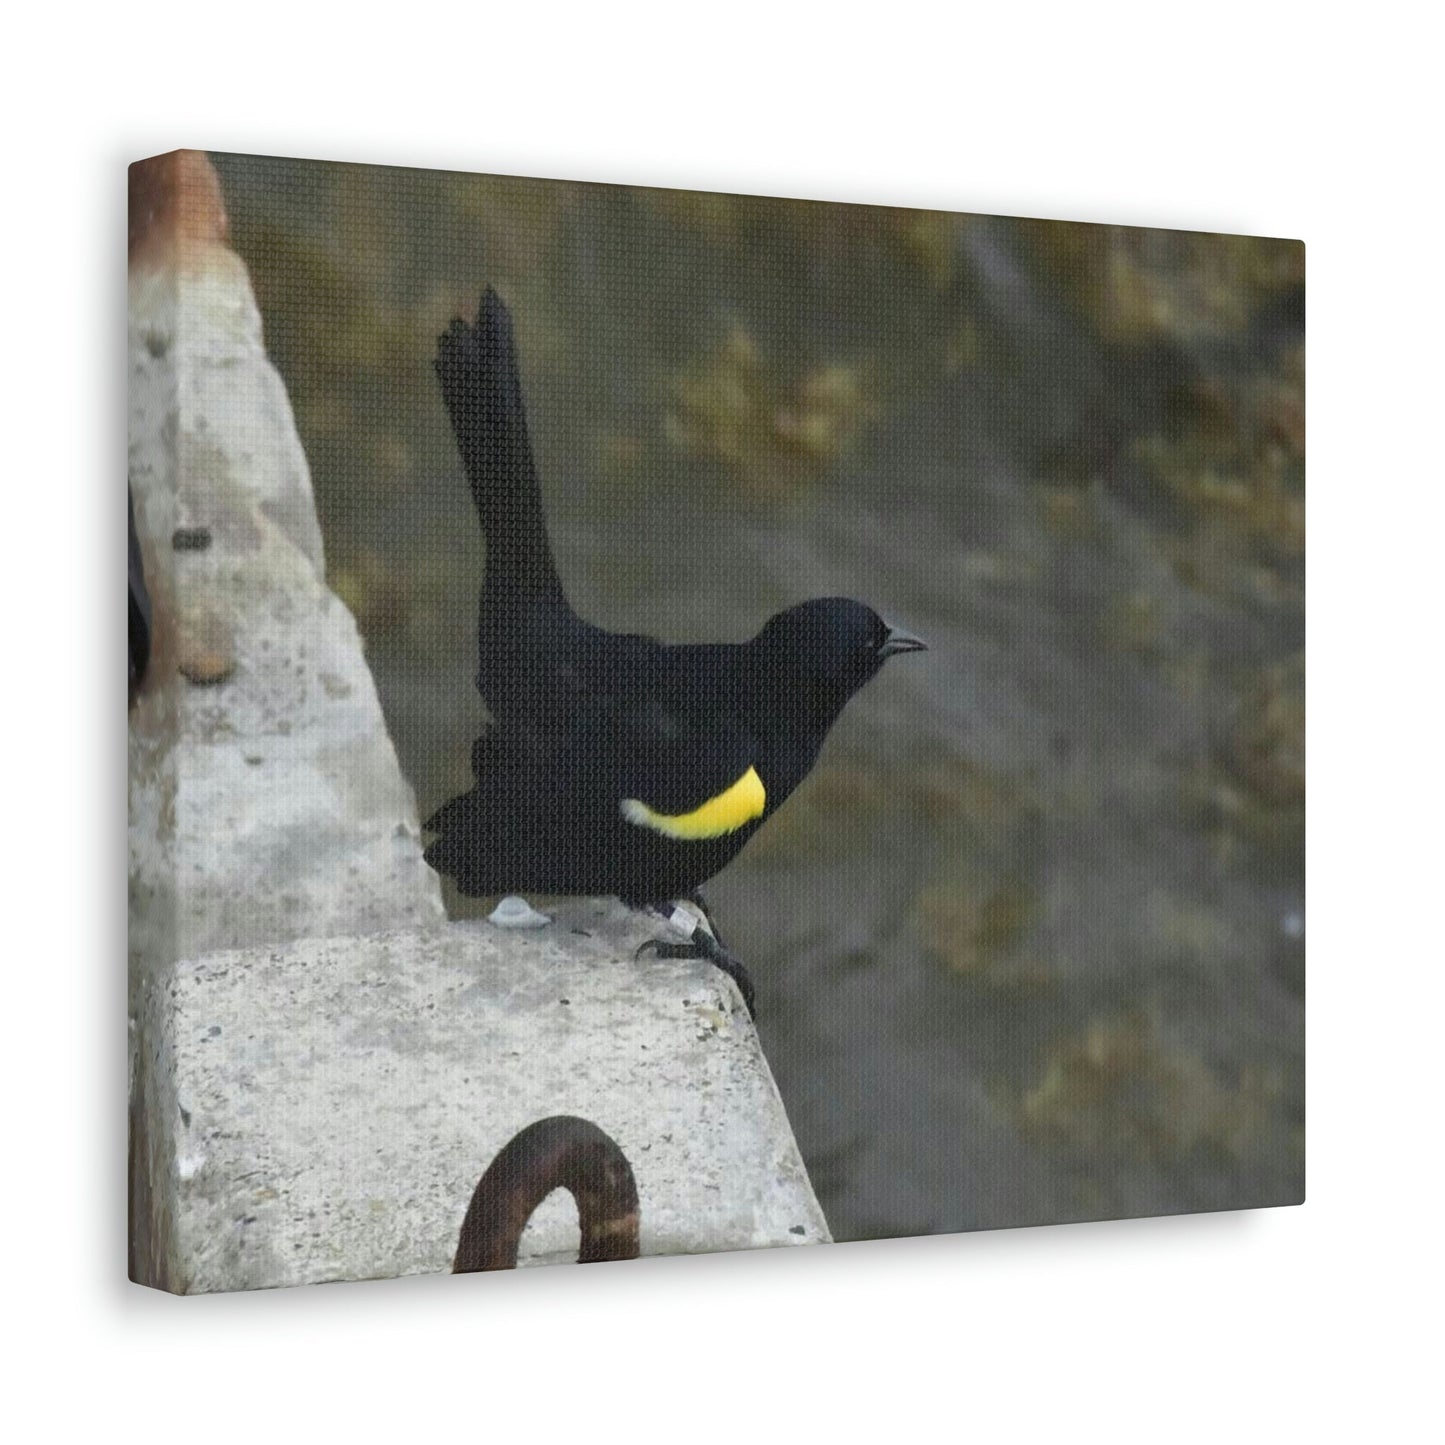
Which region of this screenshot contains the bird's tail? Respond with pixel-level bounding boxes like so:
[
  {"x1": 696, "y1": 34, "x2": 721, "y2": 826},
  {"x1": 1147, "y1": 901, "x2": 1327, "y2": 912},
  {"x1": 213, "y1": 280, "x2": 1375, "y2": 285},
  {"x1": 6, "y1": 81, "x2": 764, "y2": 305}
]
[{"x1": 434, "y1": 289, "x2": 564, "y2": 601}]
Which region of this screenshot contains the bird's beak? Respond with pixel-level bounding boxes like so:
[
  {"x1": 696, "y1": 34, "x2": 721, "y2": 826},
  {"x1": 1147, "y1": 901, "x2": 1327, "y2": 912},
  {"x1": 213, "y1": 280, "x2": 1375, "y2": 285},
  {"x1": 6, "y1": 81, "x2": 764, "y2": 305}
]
[{"x1": 879, "y1": 624, "x2": 928, "y2": 659}]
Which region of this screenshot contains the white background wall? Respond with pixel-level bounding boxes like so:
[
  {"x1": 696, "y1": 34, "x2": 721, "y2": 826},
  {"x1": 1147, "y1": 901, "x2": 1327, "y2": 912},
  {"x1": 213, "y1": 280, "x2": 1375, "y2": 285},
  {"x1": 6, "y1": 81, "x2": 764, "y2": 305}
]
[{"x1": 6, "y1": 3, "x2": 1437, "y2": 1439}]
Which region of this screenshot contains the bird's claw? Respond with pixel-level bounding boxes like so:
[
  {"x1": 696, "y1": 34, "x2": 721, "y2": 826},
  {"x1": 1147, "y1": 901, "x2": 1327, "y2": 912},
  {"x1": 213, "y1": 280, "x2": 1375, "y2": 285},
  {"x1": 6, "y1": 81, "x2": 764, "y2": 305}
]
[{"x1": 635, "y1": 912, "x2": 757, "y2": 1018}]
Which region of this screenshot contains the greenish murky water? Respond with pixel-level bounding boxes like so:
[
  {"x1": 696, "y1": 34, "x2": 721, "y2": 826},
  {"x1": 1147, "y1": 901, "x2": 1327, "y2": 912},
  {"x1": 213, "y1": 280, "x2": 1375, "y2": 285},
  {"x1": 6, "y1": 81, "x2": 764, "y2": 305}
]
[{"x1": 215, "y1": 152, "x2": 1304, "y2": 1239}]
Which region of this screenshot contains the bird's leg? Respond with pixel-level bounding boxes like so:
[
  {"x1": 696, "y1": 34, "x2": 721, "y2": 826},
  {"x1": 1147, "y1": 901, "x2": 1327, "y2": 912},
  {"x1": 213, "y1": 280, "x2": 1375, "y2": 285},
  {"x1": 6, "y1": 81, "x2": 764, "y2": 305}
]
[
  {"x1": 682, "y1": 889, "x2": 725, "y2": 948},
  {"x1": 632, "y1": 901, "x2": 757, "y2": 1018}
]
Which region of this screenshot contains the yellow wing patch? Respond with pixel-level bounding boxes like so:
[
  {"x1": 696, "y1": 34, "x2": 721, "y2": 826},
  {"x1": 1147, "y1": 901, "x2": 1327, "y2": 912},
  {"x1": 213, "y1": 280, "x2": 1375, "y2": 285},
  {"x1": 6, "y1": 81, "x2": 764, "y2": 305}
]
[{"x1": 620, "y1": 766, "x2": 767, "y2": 840}]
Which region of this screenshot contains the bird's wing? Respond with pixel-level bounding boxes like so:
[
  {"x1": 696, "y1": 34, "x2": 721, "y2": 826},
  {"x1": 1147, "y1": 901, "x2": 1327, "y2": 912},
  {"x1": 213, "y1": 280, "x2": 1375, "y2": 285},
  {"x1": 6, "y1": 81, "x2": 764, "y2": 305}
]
[
  {"x1": 462, "y1": 689, "x2": 765, "y2": 837},
  {"x1": 613, "y1": 706, "x2": 768, "y2": 839},
  {"x1": 448, "y1": 713, "x2": 761, "y2": 829},
  {"x1": 467, "y1": 632, "x2": 768, "y2": 838}
]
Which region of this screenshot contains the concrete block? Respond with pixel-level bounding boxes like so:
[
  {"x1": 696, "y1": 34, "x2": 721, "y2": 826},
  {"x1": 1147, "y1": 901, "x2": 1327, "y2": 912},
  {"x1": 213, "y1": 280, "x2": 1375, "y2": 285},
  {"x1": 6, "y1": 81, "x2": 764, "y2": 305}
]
[{"x1": 139, "y1": 904, "x2": 831, "y2": 1293}]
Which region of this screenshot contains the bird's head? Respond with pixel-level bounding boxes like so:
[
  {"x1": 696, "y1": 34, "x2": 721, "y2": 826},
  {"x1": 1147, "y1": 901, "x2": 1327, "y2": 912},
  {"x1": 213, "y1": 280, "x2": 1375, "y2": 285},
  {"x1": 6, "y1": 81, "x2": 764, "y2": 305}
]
[{"x1": 753, "y1": 598, "x2": 927, "y2": 719}]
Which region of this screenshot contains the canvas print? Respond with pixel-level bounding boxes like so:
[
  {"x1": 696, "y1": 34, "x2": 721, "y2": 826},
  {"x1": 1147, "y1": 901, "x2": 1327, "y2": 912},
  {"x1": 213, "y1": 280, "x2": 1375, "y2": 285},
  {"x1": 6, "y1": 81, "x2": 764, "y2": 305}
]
[{"x1": 127, "y1": 150, "x2": 1304, "y2": 1293}]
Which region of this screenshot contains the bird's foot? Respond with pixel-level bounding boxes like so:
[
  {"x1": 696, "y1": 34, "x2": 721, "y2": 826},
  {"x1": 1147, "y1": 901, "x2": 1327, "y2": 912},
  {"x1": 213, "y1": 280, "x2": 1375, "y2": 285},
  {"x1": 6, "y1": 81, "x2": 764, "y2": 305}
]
[{"x1": 635, "y1": 902, "x2": 757, "y2": 1018}]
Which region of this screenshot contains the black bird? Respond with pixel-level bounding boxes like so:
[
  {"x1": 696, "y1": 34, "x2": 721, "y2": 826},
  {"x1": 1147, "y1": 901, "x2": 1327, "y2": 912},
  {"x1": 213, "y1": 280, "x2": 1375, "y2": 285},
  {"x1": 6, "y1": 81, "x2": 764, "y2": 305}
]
[
  {"x1": 128, "y1": 483, "x2": 152, "y2": 707},
  {"x1": 424, "y1": 290, "x2": 926, "y2": 1010}
]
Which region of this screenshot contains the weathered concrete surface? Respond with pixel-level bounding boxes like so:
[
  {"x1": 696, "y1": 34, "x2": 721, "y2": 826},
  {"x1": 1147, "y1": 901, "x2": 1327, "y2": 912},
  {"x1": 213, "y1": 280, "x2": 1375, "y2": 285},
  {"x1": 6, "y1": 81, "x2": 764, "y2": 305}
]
[
  {"x1": 140, "y1": 904, "x2": 830, "y2": 1293},
  {"x1": 127, "y1": 151, "x2": 444, "y2": 979}
]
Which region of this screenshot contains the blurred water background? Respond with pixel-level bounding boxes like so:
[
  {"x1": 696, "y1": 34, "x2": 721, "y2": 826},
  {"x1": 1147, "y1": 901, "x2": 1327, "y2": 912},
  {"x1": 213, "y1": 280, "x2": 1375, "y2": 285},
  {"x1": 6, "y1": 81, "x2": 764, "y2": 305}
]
[{"x1": 213, "y1": 152, "x2": 1304, "y2": 1239}]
